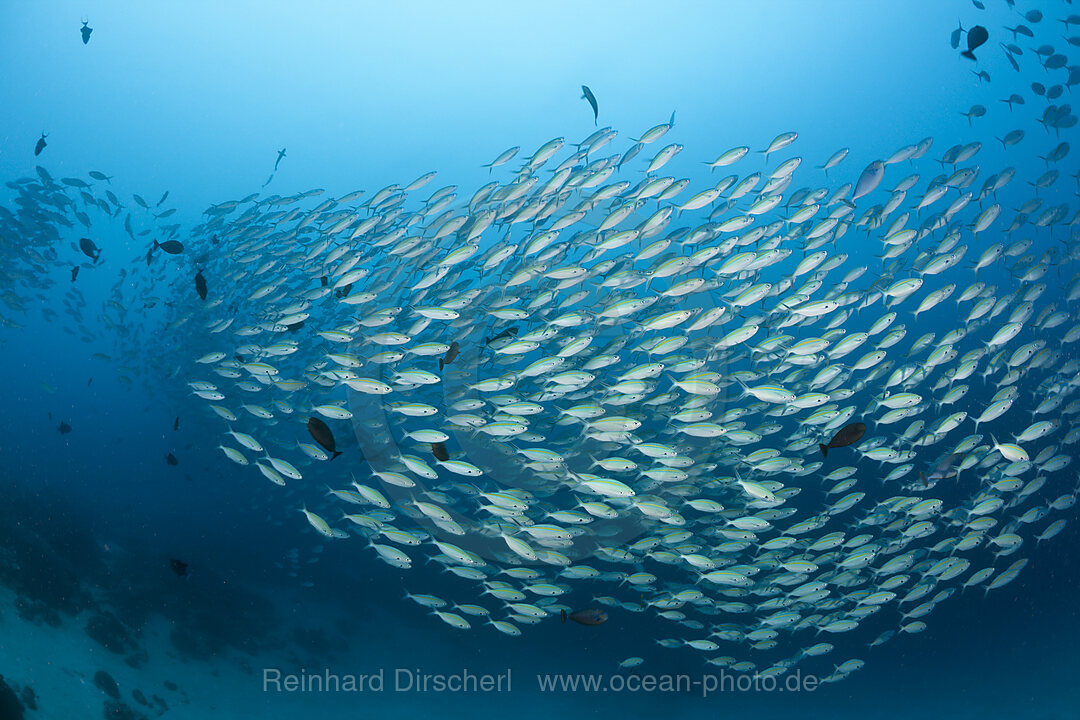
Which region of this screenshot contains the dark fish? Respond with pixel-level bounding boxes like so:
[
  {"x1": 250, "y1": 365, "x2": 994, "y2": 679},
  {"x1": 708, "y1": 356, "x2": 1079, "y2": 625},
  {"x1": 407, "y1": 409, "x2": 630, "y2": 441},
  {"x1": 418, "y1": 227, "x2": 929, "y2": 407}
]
[
  {"x1": 1000, "y1": 93, "x2": 1025, "y2": 109},
  {"x1": 71, "y1": 266, "x2": 79, "y2": 282},
  {"x1": 561, "y1": 608, "x2": 608, "y2": 625},
  {"x1": 439, "y1": 341, "x2": 460, "y2": 371},
  {"x1": 961, "y1": 25, "x2": 988, "y2": 60},
  {"x1": 57, "y1": 421, "x2": 72, "y2": 434},
  {"x1": 1024, "y1": 9, "x2": 1042, "y2": 23},
  {"x1": 918, "y1": 453, "x2": 964, "y2": 487},
  {"x1": 307, "y1": 417, "x2": 342, "y2": 460},
  {"x1": 195, "y1": 270, "x2": 207, "y2": 300},
  {"x1": 320, "y1": 275, "x2": 329, "y2": 287},
  {"x1": 274, "y1": 148, "x2": 286, "y2": 171},
  {"x1": 34, "y1": 132, "x2": 47, "y2": 156},
  {"x1": 972, "y1": 70, "x2": 990, "y2": 83},
  {"x1": 145, "y1": 246, "x2": 154, "y2": 266},
  {"x1": 165, "y1": 453, "x2": 178, "y2": 466},
  {"x1": 431, "y1": 441, "x2": 450, "y2": 462},
  {"x1": 169, "y1": 558, "x2": 190, "y2": 580},
  {"x1": 580, "y1": 85, "x2": 599, "y2": 125},
  {"x1": 1032, "y1": 82, "x2": 1046, "y2": 96},
  {"x1": 819, "y1": 422, "x2": 866, "y2": 458},
  {"x1": 173, "y1": 416, "x2": 180, "y2": 431},
  {"x1": 156, "y1": 191, "x2": 169, "y2": 207},
  {"x1": 154, "y1": 239, "x2": 184, "y2": 254},
  {"x1": 79, "y1": 237, "x2": 102, "y2": 263},
  {"x1": 484, "y1": 326, "x2": 519, "y2": 346},
  {"x1": 950, "y1": 22, "x2": 964, "y2": 50},
  {"x1": 80, "y1": 20, "x2": 92, "y2": 44}
]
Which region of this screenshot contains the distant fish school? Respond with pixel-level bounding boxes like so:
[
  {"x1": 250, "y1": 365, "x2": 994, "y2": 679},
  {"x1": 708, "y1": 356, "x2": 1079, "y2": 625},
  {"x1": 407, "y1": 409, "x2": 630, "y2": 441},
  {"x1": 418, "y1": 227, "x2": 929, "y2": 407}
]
[{"x1": 0, "y1": 5, "x2": 1078, "y2": 686}]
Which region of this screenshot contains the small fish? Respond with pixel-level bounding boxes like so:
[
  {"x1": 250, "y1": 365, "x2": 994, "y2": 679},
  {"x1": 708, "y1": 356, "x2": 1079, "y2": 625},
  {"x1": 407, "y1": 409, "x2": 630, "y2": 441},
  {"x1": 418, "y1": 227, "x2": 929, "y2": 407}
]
[
  {"x1": 439, "y1": 341, "x2": 460, "y2": 371},
  {"x1": 169, "y1": 558, "x2": 190, "y2": 580},
  {"x1": 173, "y1": 416, "x2": 180, "y2": 431},
  {"x1": 562, "y1": 608, "x2": 608, "y2": 625},
  {"x1": 581, "y1": 85, "x2": 599, "y2": 125},
  {"x1": 57, "y1": 421, "x2": 72, "y2": 434},
  {"x1": 156, "y1": 191, "x2": 169, "y2": 207},
  {"x1": 274, "y1": 148, "x2": 286, "y2": 171},
  {"x1": 307, "y1": 417, "x2": 342, "y2": 460},
  {"x1": 950, "y1": 21, "x2": 964, "y2": 49},
  {"x1": 71, "y1": 266, "x2": 79, "y2": 282},
  {"x1": 80, "y1": 20, "x2": 92, "y2": 45},
  {"x1": 961, "y1": 25, "x2": 988, "y2": 60},
  {"x1": 820, "y1": 422, "x2": 866, "y2": 458},
  {"x1": 195, "y1": 270, "x2": 207, "y2": 300},
  {"x1": 79, "y1": 237, "x2": 102, "y2": 263},
  {"x1": 165, "y1": 453, "x2": 179, "y2": 466},
  {"x1": 34, "y1": 132, "x2": 47, "y2": 156}
]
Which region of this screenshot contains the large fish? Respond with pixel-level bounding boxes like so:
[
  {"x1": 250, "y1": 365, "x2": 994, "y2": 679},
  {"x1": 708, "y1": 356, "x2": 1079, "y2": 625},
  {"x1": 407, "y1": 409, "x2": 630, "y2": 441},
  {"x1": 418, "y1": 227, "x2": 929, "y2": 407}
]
[
  {"x1": 820, "y1": 422, "x2": 866, "y2": 458},
  {"x1": 580, "y1": 85, "x2": 599, "y2": 125}
]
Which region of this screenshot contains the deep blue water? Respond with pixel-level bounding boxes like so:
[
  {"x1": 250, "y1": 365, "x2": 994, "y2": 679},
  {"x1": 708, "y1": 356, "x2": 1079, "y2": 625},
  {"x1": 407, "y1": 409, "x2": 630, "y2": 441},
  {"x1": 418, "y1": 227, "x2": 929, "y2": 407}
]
[{"x1": 1, "y1": 1, "x2": 1079, "y2": 719}]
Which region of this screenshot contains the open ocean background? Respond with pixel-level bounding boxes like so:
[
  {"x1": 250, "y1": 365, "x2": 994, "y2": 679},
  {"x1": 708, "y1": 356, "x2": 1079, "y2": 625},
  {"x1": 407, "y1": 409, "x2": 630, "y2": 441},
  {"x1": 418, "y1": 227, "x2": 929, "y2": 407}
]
[{"x1": 1, "y1": 2, "x2": 1078, "y2": 718}]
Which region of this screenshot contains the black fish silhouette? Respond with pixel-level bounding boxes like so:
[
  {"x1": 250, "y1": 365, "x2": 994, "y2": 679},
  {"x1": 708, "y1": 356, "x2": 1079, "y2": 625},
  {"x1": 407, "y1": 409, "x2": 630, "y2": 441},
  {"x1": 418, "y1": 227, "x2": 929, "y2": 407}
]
[
  {"x1": 561, "y1": 608, "x2": 608, "y2": 625},
  {"x1": 581, "y1": 85, "x2": 598, "y2": 125},
  {"x1": 439, "y1": 341, "x2": 460, "y2": 371},
  {"x1": 195, "y1": 270, "x2": 207, "y2": 300},
  {"x1": 961, "y1": 25, "x2": 988, "y2": 60},
  {"x1": 57, "y1": 421, "x2": 72, "y2": 434},
  {"x1": 153, "y1": 239, "x2": 185, "y2": 254},
  {"x1": 79, "y1": 237, "x2": 102, "y2": 263},
  {"x1": 169, "y1": 558, "x2": 190, "y2": 580},
  {"x1": 819, "y1": 422, "x2": 866, "y2": 458},
  {"x1": 274, "y1": 148, "x2": 286, "y2": 171},
  {"x1": 71, "y1": 266, "x2": 79, "y2": 282},
  {"x1": 307, "y1": 417, "x2": 342, "y2": 460},
  {"x1": 173, "y1": 416, "x2": 180, "y2": 431},
  {"x1": 80, "y1": 20, "x2": 92, "y2": 44},
  {"x1": 34, "y1": 132, "x2": 47, "y2": 156},
  {"x1": 165, "y1": 452, "x2": 178, "y2": 466},
  {"x1": 431, "y1": 441, "x2": 450, "y2": 462}
]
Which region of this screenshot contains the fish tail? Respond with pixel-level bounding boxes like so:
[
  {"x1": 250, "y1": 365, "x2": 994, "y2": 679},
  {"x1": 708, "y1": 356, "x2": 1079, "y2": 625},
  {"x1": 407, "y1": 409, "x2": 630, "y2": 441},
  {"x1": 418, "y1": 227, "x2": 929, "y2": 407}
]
[
  {"x1": 819, "y1": 444, "x2": 829, "y2": 458},
  {"x1": 332, "y1": 451, "x2": 342, "y2": 461},
  {"x1": 961, "y1": 50, "x2": 975, "y2": 60}
]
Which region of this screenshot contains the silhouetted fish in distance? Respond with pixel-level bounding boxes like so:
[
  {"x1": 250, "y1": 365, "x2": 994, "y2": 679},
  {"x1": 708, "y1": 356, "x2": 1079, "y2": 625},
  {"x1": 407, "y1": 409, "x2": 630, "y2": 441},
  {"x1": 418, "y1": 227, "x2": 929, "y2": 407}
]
[
  {"x1": 169, "y1": 558, "x2": 190, "y2": 580},
  {"x1": 34, "y1": 132, "x2": 47, "y2": 156},
  {"x1": 79, "y1": 237, "x2": 102, "y2": 263},
  {"x1": 962, "y1": 25, "x2": 989, "y2": 60},
  {"x1": 80, "y1": 20, "x2": 92, "y2": 44}
]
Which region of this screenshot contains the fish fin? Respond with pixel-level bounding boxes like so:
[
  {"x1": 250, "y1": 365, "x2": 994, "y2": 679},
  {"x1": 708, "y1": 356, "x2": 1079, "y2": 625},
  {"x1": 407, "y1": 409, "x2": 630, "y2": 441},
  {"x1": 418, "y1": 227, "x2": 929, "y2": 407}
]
[
  {"x1": 332, "y1": 451, "x2": 342, "y2": 461},
  {"x1": 819, "y1": 444, "x2": 828, "y2": 458},
  {"x1": 961, "y1": 50, "x2": 976, "y2": 60}
]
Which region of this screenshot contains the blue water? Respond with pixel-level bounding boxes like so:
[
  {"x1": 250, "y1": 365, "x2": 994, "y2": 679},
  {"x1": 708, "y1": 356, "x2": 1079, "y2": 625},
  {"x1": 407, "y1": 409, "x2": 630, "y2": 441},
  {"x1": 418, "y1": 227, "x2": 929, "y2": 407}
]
[{"x1": 1, "y1": 1, "x2": 1079, "y2": 718}]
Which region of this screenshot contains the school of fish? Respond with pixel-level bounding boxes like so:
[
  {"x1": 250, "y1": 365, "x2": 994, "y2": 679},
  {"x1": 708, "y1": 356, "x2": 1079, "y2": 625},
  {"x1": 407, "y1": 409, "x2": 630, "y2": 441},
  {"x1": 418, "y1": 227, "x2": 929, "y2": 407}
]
[{"x1": 2, "y1": 0, "x2": 1079, "y2": 685}]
